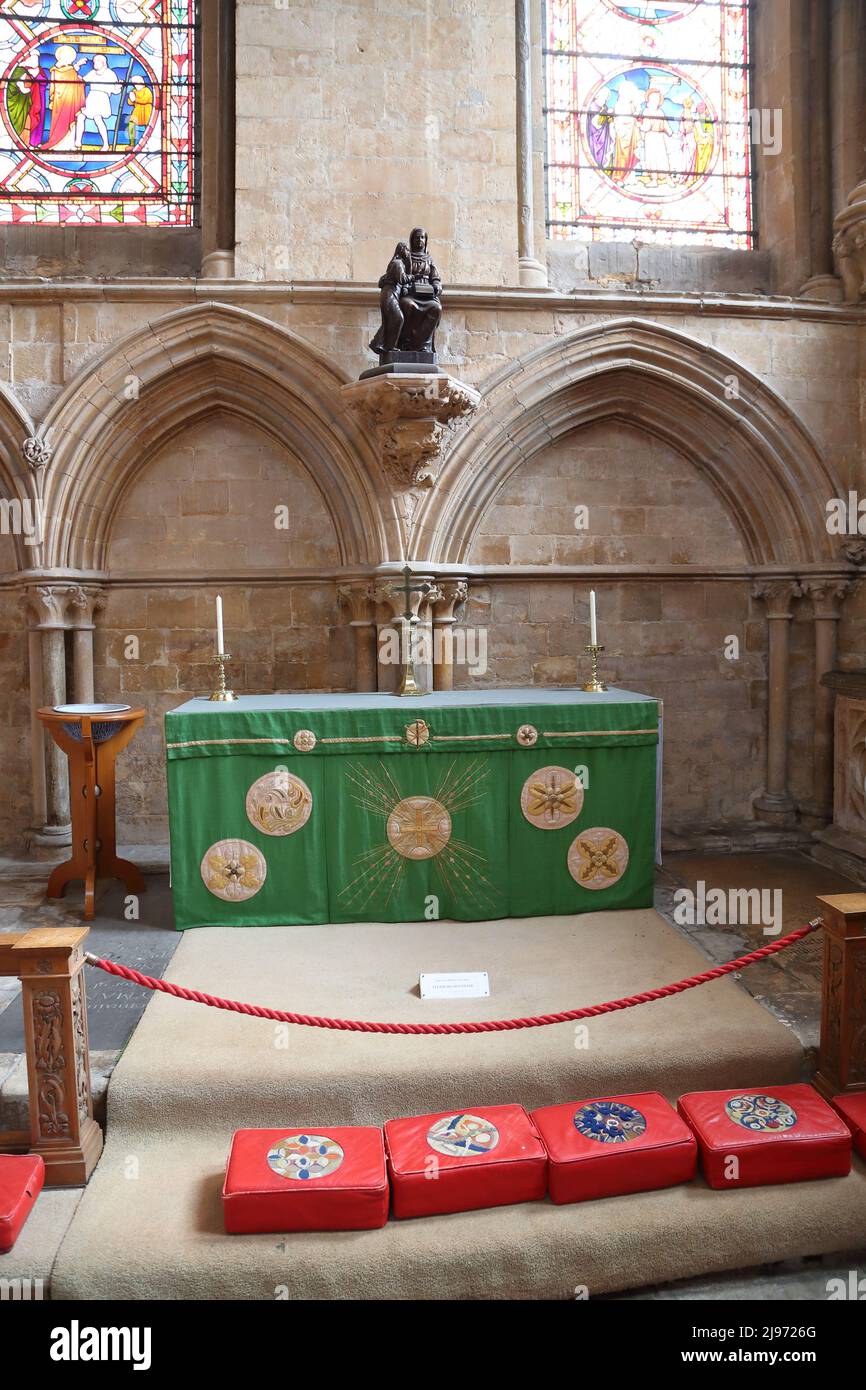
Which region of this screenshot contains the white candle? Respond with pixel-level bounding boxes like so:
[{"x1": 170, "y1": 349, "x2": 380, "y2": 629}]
[
  {"x1": 216, "y1": 594, "x2": 224, "y2": 655},
  {"x1": 589, "y1": 589, "x2": 598, "y2": 646}
]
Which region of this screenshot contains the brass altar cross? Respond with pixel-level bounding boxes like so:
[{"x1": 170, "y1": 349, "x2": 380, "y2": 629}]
[{"x1": 393, "y1": 565, "x2": 431, "y2": 697}]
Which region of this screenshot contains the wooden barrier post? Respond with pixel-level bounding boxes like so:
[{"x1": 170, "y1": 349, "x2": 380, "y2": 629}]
[
  {"x1": 0, "y1": 926, "x2": 103, "y2": 1185},
  {"x1": 814, "y1": 893, "x2": 866, "y2": 1099}
]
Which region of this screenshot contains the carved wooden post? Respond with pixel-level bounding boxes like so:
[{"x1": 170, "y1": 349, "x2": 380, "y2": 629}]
[
  {"x1": 13, "y1": 926, "x2": 103, "y2": 1185},
  {"x1": 813, "y1": 893, "x2": 866, "y2": 1099}
]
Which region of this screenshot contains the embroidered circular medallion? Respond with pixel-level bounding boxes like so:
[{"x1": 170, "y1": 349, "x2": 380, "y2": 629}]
[
  {"x1": 426, "y1": 1113, "x2": 500, "y2": 1158},
  {"x1": 516, "y1": 724, "x2": 538, "y2": 747},
  {"x1": 405, "y1": 718, "x2": 430, "y2": 748},
  {"x1": 520, "y1": 765, "x2": 584, "y2": 830},
  {"x1": 266, "y1": 1133, "x2": 344, "y2": 1180},
  {"x1": 293, "y1": 729, "x2": 316, "y2": 753},
  {"x1": 245, "y1": 770, "x2": 313, "y2": 837},
  {"x1": 567, "y1": 827, "x2": 629, "y2": 890},
  {"x1": 201, "y1": 838, "x2": 267, "y2": 901},
  {"x1": 574, "y1": 1100, "x2": 647, "y2": 1144},
  {"x1": 724, "y1": 1094, "x2": 798, "y2": 1132},
  {"x1": 386, "y1": 796, "x2": 452, "y2": 860}
]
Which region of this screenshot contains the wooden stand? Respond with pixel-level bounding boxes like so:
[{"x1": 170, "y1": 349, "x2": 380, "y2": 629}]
[
  {"x1": 0, "y1": 927, "x2": 102, "y2": 1186},
  {"x1": 814, "y1": 893, "x2": 866, "y2": 1098},
  {"x1": 37, "y1": 706, "x2": 145, "y2": 921}
]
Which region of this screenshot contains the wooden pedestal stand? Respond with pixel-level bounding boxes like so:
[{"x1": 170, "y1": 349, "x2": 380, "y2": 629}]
[{"x1": 37, "y1": 706, "x2": 145, "y2": 921}]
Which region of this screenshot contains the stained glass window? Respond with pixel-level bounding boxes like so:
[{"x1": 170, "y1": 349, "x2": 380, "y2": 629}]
[
  {"x1": 0, "y1": 0, "x2": 196, "y2": 227},
  {"x1": 544, "y1": 0, "x2": 753, "y2": 248}
]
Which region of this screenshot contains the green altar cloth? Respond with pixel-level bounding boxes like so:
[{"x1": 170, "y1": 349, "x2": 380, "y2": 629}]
[{"x1": 165, "y1": 688, "x2": 659, "y2": 929}]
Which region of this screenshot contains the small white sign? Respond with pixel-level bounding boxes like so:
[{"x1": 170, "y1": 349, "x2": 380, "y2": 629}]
[{"x1": 419, "y1": 971, "x2": 489, "y2": 1000}]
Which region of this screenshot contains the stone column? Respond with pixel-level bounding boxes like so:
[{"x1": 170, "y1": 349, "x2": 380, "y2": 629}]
[
  {"x1": 813, "y1": 893, "x2": 866, "y2": 1098},
  {"x1": 337, "y1": 583, "x2": 377, "y2": 692},
  {"x1": 24, "y1": 588, "x2": 74, "y2": 847},
  {"x1": 515, "y1": 0, "x2": 547, "y2": 288},
  {"x1": 431, "y1": 581, "x2": 469, "y2": 691},
  {"x1": 800, "y1": 0, "x2": 843, "y2": 300},
  {"x1": 753, "y1": 580, "x2": 802, "y2": 823},
  {"x1": 67, "y1": 586, "x2": 105, "y2": 706},
  {"x1": 200, "y1": 0, "x2": 235, "y2": 278},
  {"x1": 800, "y1": 579, "x2": 853, "y2": 824}
]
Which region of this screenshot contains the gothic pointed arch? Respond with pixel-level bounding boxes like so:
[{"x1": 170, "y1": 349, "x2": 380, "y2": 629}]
[
  {"x1": 40, "y1": 303, "x2": 393, "y2": 572},
  {"x1": 414, "y1": 318, "x2": 840, "y2": 567}
]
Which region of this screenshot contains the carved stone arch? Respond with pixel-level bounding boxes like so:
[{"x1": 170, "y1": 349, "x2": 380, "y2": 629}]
[
  {"x1": 0, "y1": 383, "x2": 40, "y2": 571},
  {"x1": 39, "y1": 302, "x2": 394, "y2": 572},
  {"x1": 414, "y1": 318, "x2": 841, "y2": 567}
]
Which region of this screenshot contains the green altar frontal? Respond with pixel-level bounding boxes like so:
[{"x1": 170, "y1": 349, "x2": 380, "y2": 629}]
[{"x1": 165, "y1": 688, "x2": 659, "y2": 930}]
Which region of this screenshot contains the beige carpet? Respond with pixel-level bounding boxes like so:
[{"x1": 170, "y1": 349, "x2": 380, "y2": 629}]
[{"x1": 52, "y1": 909, "x2": 866, "y2": 1300}]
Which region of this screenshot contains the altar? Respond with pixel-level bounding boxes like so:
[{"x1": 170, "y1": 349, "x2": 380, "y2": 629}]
[{"x1": 164, "y1": 688, "x2": 659, "y2": 930}]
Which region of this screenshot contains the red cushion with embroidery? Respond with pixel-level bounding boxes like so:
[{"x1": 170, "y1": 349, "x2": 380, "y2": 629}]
[
  {"x1": 531, "y1": 1092, "x2": 696, "y2": 1205},
  {"x1": 384, "y1": 1104, "x2": 547, "y2": 1220},
  {"x1": 831, "y1": 1093, "x2": 866, "y2": 1160},
  {"x1": 0, "y1": 1154, "x2": 44, "y2": 1253},
  {"x1": 222, "y1": 1127, "x2": 389, "y2": 1234},
  {"x1": 678, "y1": 1084, "x2": 851, "y2": 1190}
]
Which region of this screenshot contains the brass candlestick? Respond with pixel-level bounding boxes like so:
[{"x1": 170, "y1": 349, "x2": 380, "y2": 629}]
[
  {"x1": 582, "y1": 644, "x2": 607, "y2": 692},
  {"x1": 209, "y1": 651, "x2": 236, "y2": 702}
]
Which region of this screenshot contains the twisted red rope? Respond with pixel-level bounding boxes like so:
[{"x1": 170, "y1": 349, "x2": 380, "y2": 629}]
[{"x1": 84, "y1": 918, "x2": 821, "y2": 1036}]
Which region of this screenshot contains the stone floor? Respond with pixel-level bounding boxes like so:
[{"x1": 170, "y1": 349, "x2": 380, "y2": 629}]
[{"x1": 0, "y1": 847, "x2": 863, "y2": 1299}]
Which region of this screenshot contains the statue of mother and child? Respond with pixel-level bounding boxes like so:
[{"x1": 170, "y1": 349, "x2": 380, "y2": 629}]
[{"x1": 365, "y1": 227, "x2": 443, "y2": 377}]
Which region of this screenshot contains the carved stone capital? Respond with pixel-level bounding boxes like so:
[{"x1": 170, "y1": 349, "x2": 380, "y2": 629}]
[
  {"x1": 800, "y1": 578, "x2": 855, "y2": 620},
  {"x1": 432, "y1": 579, "x2": 469, "y2": 624},
  {"x1": 833, "y1": 181, "x2": 866, "y2": 303},
  {"x1": 337, "y1": 582, "x2": 375, "y2": 625},
  {"x1": 342, "y1": 372, "x2": 481, "y2": 494},
  {"x1": 751, "y1": 578, "x2": 802, "y2": 619},
  {"x1": 842, "y1": 538, "x2": 866, "y2": 568},
  {"x1": 369, "y1": 572, "x2": 435, "y2": 623},
  {"x1": 21, "y1": 582, "x2": 105, "y2": 630}
]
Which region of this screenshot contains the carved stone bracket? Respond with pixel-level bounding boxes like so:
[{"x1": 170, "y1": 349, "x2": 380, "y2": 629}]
[
  {"x1": 833, "y1": 181, "x2": 866, "y2": 303},
  {"x1": 342, "y1": 373, "x2": 480, "y2": 542}
]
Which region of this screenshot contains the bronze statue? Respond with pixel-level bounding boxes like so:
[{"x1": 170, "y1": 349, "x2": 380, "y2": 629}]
[{"x1": 368, "y1": 227, "x2": 443, "y2": 371}]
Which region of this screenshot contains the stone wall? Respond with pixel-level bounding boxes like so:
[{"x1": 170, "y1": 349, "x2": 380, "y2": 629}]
[{"x1": 235, "y1": 0, "x2": 519, "y2": 285}]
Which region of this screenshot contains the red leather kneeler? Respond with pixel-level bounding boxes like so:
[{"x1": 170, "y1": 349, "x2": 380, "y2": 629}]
[
  {"x1": 531, "y1": 1092, "x2": 696, "y2": 1205},
  {"x1": 0, "y1": 1154, "x2": 44, "y2": 1253},
  {"x1": 223, "y1": 1128, "x2": 389, "y2": 1234},
  {"x1": 831, "y1": 1093, "x2": 866, "y2": 1160},
  {"x1": 678, "y1": 1084, "x2": 852, "y2": 1190},
  {"x1": 384, "y1": 1105, "x2": 547, "y2": 1219}
]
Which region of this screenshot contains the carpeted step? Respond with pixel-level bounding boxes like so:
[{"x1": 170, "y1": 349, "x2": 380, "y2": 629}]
[
  {"x1": 51, "y1": 1125, "x2": 866, "y2": 1300},
  {"x1": 52, "y1": 909, "x2": 846, "y2": 1300},
  {"x1": 100, "y1": 911, "x2": 804, "y2": 1132}
]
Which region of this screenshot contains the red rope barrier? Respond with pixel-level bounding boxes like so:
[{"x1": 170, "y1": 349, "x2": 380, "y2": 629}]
[{"x1": 83, "y1": 917, "x2": 822, "y2": 1036}]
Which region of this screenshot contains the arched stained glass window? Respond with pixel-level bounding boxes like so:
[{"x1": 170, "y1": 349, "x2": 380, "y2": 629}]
[
  {"x1": 544, "y1": 0, "x2": 754, "y2": 248},
  {"x1": 0, "y1": 0, "x2": 196, "y2": 227}
]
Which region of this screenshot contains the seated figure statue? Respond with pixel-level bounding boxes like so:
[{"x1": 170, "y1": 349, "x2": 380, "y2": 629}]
[{"x1": 368, "y1": 227, "x2": 443, "y2": 369}]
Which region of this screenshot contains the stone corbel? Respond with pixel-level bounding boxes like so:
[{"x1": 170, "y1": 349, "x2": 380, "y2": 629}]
[
  {"x1": 341, "y1": 374, "x2": 481, "y2": 543},
  {"x1": 833, "y1": 182, "x2": 866, "y2": 303}
]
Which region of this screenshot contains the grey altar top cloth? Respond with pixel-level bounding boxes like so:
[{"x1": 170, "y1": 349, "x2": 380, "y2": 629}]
[{"x1": 170, "y1": 687, "x2": 657, "y2": 715}]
